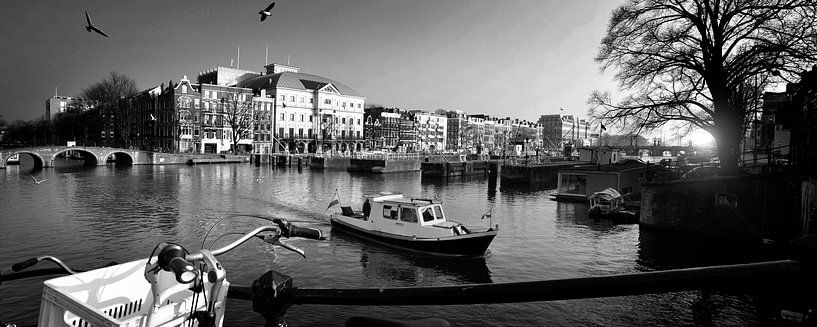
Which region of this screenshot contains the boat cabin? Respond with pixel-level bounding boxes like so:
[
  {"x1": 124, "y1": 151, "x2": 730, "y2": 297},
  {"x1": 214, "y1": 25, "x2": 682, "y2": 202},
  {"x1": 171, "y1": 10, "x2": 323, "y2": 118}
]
[
  {"x1": 338, "y1": 193, "x2": 470, "y2": 237},
  {"x1": 555, "y1": 162, "x2": 648, "y2": 201}
]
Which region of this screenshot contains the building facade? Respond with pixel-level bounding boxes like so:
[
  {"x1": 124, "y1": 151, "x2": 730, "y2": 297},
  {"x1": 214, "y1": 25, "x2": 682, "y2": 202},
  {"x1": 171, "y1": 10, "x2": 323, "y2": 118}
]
[
  {"x1": 238, "y1": 63, "x2": 365, "y2": 154},
  {"x1": 122, "y1": 76, "x2": 254, "y2": 153},
  {"x1": 411, "y1": 110, "x2": 447, "y2": 152},
  {"x1": 364, "y1": 107, "x2": 402, "y2": 151},
  {"x1": 45, "y1": 96, "x2": 89, "y2": 121},
  {"x1": 538, "y1": 114, "x2": 590, "y2": 148}
]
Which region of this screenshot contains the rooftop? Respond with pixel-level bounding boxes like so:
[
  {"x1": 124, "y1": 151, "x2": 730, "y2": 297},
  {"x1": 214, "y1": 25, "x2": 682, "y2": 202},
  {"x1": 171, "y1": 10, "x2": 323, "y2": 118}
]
[{"x1": 238, "y1": 71, "x2": 363, "y2": 97}]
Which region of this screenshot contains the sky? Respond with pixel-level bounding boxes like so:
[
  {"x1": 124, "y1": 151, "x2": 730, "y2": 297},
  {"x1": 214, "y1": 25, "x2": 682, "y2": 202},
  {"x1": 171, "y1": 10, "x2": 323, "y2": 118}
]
[{"x1": 1, "y1": 1, "x2": 714, "y2": 144}]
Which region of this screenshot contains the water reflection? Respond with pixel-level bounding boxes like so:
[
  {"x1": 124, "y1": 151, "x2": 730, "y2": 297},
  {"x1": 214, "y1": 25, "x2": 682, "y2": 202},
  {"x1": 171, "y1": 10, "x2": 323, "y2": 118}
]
[
  {"x1": 331, "y1": 233, "x2": 492, "y2": 286},
  {"x1": 636, "y1": 227, "x2": 781, "y2": 270}
]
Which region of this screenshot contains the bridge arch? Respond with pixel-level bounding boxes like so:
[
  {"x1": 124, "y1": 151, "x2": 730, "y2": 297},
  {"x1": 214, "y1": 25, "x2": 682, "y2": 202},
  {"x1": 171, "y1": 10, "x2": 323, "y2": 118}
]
[
  {"x1": 104, "y1": 151, "x2": 134, "y2": 166},
  {"x1": 52, "y1": 148, "x2": 99, "y2": 166},
  {"x1": 4, "y1": 151, "x2": 46, "y2": 170}
]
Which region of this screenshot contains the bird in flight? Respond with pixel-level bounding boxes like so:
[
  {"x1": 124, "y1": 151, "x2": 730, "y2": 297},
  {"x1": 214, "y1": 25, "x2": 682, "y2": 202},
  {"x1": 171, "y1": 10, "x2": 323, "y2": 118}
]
[
  {"x1": 29, "y1": 175, "x2": 47, "y2": 184},
  {"x1": 85, "y1": 11, "x2": 110, "y2": 37},
  {"x1": 259, "y1": 2, "x2": 275, "y2": 22}
]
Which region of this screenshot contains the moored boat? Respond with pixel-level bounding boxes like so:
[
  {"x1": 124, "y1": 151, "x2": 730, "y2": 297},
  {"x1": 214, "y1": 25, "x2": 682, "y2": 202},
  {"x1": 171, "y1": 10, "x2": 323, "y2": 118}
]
[
  {"x1": 329, "y1": 192, "x2": 498, "y2": 256},
  {"x1": 587, "y1": 188, "x2": 639, "y2": 224}
]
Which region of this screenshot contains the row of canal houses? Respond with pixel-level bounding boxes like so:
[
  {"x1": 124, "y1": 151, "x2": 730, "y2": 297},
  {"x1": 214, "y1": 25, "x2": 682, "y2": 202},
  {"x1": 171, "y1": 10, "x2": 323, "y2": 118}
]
[{"x1": 116, "y1": 63, "x2": 575, "y2": 155}]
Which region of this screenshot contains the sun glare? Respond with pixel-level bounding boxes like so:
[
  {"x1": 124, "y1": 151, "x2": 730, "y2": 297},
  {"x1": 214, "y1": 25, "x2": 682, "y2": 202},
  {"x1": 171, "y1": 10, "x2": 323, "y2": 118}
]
[{"x1": 686, "y1": 130, "x2": 714, "y2": 147}]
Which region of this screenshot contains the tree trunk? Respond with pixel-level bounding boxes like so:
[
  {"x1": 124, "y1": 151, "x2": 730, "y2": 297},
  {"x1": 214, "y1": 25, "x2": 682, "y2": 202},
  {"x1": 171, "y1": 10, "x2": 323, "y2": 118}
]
[{"x1": 712, "y1": 104, "x2": 743, "y2": 176}]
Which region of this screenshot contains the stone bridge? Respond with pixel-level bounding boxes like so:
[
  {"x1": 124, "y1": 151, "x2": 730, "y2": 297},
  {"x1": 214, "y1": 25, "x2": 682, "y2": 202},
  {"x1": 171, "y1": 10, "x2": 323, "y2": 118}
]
[{"x1": 0, "y1": 146, "x2": 194, "y2": 169}]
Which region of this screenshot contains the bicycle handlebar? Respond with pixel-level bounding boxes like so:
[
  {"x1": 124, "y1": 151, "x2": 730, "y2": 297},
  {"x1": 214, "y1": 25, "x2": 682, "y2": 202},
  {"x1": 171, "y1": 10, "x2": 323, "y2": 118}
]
[
  {"x1": 282, "y1": 224, "x2": 324, "y2": 240},
  {"x1": 11, "y1": 258, "x2": 38, "y2": 272},
  {"x1": 187, "y1": 221, "x2": 323, "y2": 261},
  {"x1": 10, "y1": 256, "x2": 78, "y2": 275}
]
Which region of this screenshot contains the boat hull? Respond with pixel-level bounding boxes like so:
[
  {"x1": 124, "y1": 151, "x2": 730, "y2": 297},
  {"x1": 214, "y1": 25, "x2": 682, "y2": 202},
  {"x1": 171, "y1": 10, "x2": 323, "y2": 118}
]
[{"x1": 331, "y1": 218, "x2": 497, "y2": 257}]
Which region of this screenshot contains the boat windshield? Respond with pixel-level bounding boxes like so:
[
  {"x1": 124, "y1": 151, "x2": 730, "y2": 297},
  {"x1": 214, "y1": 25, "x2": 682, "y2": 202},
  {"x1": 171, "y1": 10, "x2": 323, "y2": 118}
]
[
  {"x1": 433, "y1": 205, "x2": 444, "y2": 220},
  {"x1": 421, "y1": 207, "x2": 435, "y2": 222},
  {"x1": 420, "y1": 205, "x2": 445, "y2": 223}
]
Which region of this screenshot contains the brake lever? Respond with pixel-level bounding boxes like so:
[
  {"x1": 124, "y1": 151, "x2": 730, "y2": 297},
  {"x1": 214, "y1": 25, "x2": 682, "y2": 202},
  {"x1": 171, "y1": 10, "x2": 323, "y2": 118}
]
[{"x1": 257, "y1": 234, "x2": 306, "y2": 258}]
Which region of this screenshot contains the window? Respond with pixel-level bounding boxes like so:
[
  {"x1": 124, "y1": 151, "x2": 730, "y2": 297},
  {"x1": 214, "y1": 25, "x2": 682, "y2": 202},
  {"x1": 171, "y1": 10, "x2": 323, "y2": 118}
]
[
  {"x1": 309, "y1": 115, "x2": 313, "y2": 122},
  {"x1": 341, "y1": 131, "x2": 346, "y2": 139},
  {"x1": 383, "y1": 205, "x2": 396, "y2": 220},
  {"x1": 342, "y1": 102, "x2": 346, "y2": 108},
  {"x1": 309, "y1": 97, "x2": 313, "y2": 104},
  {"x1": 290, "y1": 96, "x2": 295, "y2": 102},
  {"x1": 559, "y1": 174, "x2": 587, "y2": 195},
  {"x1": 300, "y1": 97, "x2": 304, "y2": 103},
  {"x1": 278, "y1": 128, "x2": 284, "y2": 137},
  {"x1": 280, "y1": 113, "x2": 285, "y2": 120},
  {"x1": 358, "y1": 103, "x2": 361, "y2": 108},
  {"x1": 357, "y1": 119, "x2": 361, "y2": 125},
  {"x1": 288, "y1": 128, "x2": 294, "y2": 138},
  {"x1": 308, "y1": 128, "x2": 312, "y2": 138},
  {"x1": 300, "y1": 114, "x2": 304, "y2": 122},
  {"x1": 181, "y1": 85, "x2": 187, "y2": 93},
  {"x1": 290, "y1": 114, "x2": 294, "y2": 121},
  {"x1": 298, "y1": 128, "x2": 303, "y2": 138},
  {"x1": 433, "y1": 205, "x2": 444, "y2": 220},
  {"x1": 400, "y1": 208, "x2": 418, "y2": 223},
  {"x1": 194, "y1": 99, "x2": 199, "y2": 108},
  {"x1": 280, "y1": 95, "x2": 285, "y2": 102},
  {"x1": 421, "y1": 207, "x2": 435, "y2": 222},
  {"x1": 342, "y1": 118, "x2": 346, "y2": 124},
  {"x1": 325, "y1": 99, "x2": 331, "y2": 105}
]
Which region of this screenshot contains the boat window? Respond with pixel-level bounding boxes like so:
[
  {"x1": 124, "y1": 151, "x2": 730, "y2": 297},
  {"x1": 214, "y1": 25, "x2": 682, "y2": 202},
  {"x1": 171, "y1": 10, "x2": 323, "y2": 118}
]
[
  {"x1": 559, "y1": 174, "x2": 587, "y2": 195},
  {"x1": 433, "y1": 205, "x2": 444, "y2": 220},
  {"x1": 400, "y1": 207, "x2": 418, "y2": 223},
  {"x1": 383, "y1": 205, "x2": 397, "y2": 220},
  {"x1": 421, "y1": 207, "x2": 435, "y2": 222}
]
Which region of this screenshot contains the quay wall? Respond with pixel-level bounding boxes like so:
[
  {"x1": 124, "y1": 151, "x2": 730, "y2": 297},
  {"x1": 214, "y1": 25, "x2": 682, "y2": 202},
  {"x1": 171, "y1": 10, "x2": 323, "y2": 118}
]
[
  {"x1": 500, "y1": 162, "x2": 577, "y2": 185},
  {"x1": 421, "y1": 161, "x2": 489, "y2": 177},
  {"x1": 311, "y1": 157, "x2": 351, "y2": 171},
  {"x1": 350, "y1": 158, "x2": 420, "y2": 173},
  {"x1": 641, "y1": 174, "x2": 804, "y2": 243}
]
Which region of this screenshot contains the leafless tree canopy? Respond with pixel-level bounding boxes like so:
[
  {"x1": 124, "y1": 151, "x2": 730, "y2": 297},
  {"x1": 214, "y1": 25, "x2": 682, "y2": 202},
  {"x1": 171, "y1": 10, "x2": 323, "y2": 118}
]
[
  {"x1": 80, "y1": 72, "x2": 138, "y2": 146},
  {"x1": 222, "y1": 92, "x2": 253, "y2": 154},
  {"x1": 590, "y1": 0, "x2": 817, "y2": 172}
]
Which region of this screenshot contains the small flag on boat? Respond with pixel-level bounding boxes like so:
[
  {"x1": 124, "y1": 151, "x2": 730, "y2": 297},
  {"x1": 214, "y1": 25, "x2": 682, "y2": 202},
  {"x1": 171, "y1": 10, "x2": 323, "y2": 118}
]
[
  {"x1": 481, "y1": 207, "x2": 492, "y2": 219},
  {"x1": 326, "y1": 190, "x2": 340, "y2": 211}
]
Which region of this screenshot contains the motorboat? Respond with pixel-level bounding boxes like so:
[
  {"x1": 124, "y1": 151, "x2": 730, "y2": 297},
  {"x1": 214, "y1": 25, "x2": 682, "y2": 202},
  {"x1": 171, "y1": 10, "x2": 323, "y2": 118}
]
[
  {"x1": 587, "y1": 188, "x2": 639, "y2": 224},
  {"x1": 329, "y1": 192, "x2": 498, "y2": 256}
]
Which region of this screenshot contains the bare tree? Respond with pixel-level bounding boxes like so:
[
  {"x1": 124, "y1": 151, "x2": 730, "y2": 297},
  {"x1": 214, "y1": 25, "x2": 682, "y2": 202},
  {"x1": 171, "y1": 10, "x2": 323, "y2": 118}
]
[
  {"x1": 80, "y1": 72, "x2": 138, "y2": 147},
  {"x1": 590, "y1": 0, "x2": 817, "y2": 174},
  {"x1": 221, "y1": 91, "x2": 253, "y2": 154}
]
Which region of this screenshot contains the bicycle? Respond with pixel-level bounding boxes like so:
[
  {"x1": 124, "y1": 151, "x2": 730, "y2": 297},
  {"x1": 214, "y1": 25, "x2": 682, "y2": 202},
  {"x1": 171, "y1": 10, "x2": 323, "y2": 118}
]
[{"x1": 1, "y1": 216, "x2": 453, "y2": 327}]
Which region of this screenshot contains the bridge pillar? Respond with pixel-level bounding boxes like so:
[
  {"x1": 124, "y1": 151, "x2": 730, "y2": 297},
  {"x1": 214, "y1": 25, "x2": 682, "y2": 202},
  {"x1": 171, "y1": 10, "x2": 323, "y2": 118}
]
[{"x1": 0, "y1": 150, "x2": 5, "y2": 169}]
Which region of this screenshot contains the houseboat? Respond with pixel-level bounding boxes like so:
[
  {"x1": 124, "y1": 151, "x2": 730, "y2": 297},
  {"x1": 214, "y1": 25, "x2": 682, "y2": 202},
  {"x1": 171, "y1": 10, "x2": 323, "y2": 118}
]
[
  {"x1": 329, "y1": 193, "x2": 498, "y2": 256},
  {"x1": 587, "y1": 188, "x2": 639, "y2": 224},
  {"x1": 554, "y1": 161, "x2": 649, "y2": 201}
]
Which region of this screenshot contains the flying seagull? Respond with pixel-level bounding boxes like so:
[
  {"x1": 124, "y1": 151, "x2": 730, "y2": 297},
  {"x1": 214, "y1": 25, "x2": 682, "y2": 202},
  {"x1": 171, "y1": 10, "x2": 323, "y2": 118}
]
[
  {"x1": 259, "y1": 2, "x2": 275, "y2": 22},
  {"x1": 85, "y1": 11, "x2": 110, "y2": 37},
  {"x1": 29, "y1": 175, "x2": 47, "y2": 184}
]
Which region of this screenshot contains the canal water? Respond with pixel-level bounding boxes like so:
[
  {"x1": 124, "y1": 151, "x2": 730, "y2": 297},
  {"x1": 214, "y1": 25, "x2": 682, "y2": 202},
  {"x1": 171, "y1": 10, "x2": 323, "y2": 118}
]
[{"x1": 0, "y1": 158, "x2": 778, "y2": 326}]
